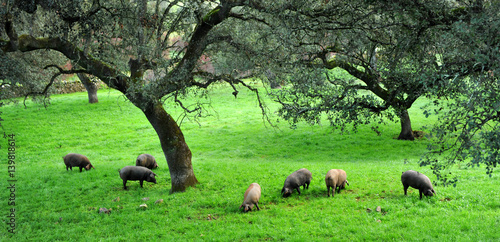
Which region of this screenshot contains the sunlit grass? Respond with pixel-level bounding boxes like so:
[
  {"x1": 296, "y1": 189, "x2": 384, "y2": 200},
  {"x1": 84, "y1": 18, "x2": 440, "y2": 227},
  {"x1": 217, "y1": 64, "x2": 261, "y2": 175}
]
[{"x1": 1, "y1": 85, "x2": 498, "y2": 241}]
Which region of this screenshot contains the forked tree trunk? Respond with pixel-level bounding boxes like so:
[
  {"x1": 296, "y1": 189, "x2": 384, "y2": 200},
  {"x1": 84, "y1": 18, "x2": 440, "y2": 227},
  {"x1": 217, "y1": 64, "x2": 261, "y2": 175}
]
[
  {"x1": 143, "y1": 102, "x2": 199, "y2": 193},
  {"x1": 397, "y1": 109, "x2": 415, "y2": 140},
  {"x1": 77, "y1": 73, "x2": 99, "y2": 103}
]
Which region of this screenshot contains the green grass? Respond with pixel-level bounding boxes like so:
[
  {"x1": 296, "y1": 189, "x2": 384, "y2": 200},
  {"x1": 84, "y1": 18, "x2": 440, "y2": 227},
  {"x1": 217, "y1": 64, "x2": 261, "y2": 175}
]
[{"x1": 1, "y1": 85, "x2": 499, "y2": 241}]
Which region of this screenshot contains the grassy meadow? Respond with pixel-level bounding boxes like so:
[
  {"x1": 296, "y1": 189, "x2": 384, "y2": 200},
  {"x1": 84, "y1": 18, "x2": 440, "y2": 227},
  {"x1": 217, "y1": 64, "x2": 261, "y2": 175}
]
[{"x1": 1, "y1": 84, "x2": 499, "y2": 241}]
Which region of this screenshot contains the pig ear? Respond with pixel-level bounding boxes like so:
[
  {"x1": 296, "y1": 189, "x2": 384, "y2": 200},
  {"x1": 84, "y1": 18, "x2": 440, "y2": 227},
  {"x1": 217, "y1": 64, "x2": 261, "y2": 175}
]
[{"x1": 152, "y1": 172, "x2": 157, "y2": 177}]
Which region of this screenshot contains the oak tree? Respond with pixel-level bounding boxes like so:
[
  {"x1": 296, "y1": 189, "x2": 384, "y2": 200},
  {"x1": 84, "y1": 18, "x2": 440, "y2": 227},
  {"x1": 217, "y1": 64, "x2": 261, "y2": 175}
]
[{"x1": 1, "y1": 0, "x2": 274, "y2": 193}]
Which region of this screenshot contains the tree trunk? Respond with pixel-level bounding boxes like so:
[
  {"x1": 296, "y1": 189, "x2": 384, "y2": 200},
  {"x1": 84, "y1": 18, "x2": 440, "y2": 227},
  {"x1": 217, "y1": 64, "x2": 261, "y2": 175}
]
[
  {"x1": 397, "y1": 109, "x2": 415, "y2": 140},
  {"x1": 265, "y1": 69, "x2": 281, "y2": 89},
  {"x1": 77, "y1": 73, "x2": 99, "y2": 103},
  {"x1": 143, "y1": 102, "x2": 199, "y2": 193}
]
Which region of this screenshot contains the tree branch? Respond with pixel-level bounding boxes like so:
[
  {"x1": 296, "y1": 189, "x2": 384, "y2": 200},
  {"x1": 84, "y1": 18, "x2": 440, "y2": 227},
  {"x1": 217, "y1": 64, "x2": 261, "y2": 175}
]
[
  {"x1": 2, "y1": 35, "x2": 130, "y2": 94},
  {"x1": 23, "y1": 65, "x2": 88, "y2": 107},
  {"x1": 324, "y1": 58, "x2": 389, "y2": 101},
  {"x1": 162, "y1": 3, "x2": 238, "y2": 96}
]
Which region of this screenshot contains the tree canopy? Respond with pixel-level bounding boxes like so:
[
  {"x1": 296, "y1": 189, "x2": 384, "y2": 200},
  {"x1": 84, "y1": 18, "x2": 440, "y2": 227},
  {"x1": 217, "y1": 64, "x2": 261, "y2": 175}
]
[
  {"x1": 1, "y1": 0, "x2": 280, "y2": 192},
  {"x1": 1, "y1": 0, "x2": 499, "y2": 185},
  {"x1": 419, "y1": 0, "x2": 500, "y2": 184},
  {"x1": 266, "y1": 0, "x2": 500, "y2": 181}
]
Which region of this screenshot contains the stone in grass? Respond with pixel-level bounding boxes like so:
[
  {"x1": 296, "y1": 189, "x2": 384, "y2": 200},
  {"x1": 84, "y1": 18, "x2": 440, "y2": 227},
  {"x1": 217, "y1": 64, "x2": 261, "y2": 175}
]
[
  {"x1": 139, "y1": 204, "x2": 148, "y2": 209},
  {"x1": 155, "y1": 199, "x2": 164, "y2": 204},
  {"x1": 113, "y1": 197, "x2": 120, "y2": 202},
  {"x1": 142, "y1": 197, "x2": 149, "y2": 201},
  {"x1": 366, "y1": 206, "x2": 382, "y2": 213}
]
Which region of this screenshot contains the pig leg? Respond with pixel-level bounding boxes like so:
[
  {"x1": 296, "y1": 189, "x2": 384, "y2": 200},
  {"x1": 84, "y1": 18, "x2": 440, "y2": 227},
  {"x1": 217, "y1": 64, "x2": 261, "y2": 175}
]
[
  {"x1": 79, "y1": 167, "x2": 83, "y2": 172},
  {"x1": 403, "y1": 184, "x2": 409, "y2": 195},
  {"x1": 255, "y1": 203, "x2": 260, "y2": 210},
  {"x1": 140, "y1": 180, "x2": 144, "y2": 188},
  {"x1": 296, "y1": 187, "x2": 301, "y2": 195},
  {"x1": 327, "y1": 186, "x2": 330, "y2": 197},
  {"x1": 419, "y1": 190, "x2": 423, "y2": 199},
  {"x1": 123, "y1": 180, "x2": 128, "y2": 190}
]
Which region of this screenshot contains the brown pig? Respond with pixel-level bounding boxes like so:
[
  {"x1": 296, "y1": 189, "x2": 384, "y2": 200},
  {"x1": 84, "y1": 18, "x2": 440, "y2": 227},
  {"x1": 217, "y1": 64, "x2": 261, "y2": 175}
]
[
  {"x1": 325, "y1": 169, "x2": 349, "y2": 197},
  {"x1": 63, "y1": 153, "x2": 94, "y2": 172},
  {"x1": 239, "y1": 183, "x2": 262, "y2": 212},
  {"x1": 135, "y1": 154, "x2": 159, "y2": 169}
]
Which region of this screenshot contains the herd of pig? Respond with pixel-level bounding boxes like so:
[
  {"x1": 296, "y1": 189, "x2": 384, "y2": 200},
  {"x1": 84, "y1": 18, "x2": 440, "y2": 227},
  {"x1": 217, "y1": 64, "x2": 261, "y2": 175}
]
[
  {"x1": 63, "y1": 153, "x2": 158, "y2": 189},
  {"x1": 63, "y1": 153, "x2": 437, "y2": 212}
]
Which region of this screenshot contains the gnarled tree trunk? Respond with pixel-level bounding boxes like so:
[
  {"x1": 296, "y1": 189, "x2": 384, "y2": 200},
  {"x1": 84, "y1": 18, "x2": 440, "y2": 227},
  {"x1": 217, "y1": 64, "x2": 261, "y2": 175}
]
[
  {"x1": 143, "y1": 102, "x2": 199, "y2": 193},
  {"x1": 77, "y1": 73, "x2": 98, "y2": 104},
  {"x1": 397, "y1": 109, "x2": 415, "y2": 140}
]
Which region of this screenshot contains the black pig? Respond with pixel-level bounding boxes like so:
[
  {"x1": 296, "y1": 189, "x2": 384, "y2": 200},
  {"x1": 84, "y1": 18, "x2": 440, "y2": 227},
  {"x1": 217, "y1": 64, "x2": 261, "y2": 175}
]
[
  {"x1": 401, "y1": 170, "x2": 436, "y2": 199},
  {"x1": 281, "y1": 168, "x2": 312, "y2": 197}
]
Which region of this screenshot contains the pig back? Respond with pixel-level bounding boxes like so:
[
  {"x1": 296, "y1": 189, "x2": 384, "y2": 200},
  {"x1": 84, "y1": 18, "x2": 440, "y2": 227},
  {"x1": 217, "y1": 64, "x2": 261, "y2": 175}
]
[
  {"x1": 401, "y1": 170, "x2": 431, "y2": 188},
  {"x1": 244, "y1": 183, "x2": 261, "y2": 203},
  {"x1": 136, "y1": 154, "x2": 157, "y2": 169},
  {"x1": 325, "y1": 169, "x2": 339, "y2": 185},
  {"x1": 120, "y1": 166, "x2": 152, "y2": 180},
  {"x1": 294, "y1": 168, "x2": 312, "y2": 185},
  {"x1": 64, "y1": 153, "x2": 89, "y2": 166},
  {"x1": 336, "y1": 169, "x2": 347, "y2": 185}
]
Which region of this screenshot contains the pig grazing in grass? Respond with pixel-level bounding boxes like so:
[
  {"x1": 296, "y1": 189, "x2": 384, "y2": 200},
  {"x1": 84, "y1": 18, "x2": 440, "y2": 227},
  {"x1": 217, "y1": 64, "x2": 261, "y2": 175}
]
[
  {"x1": 119, "y1": 166, "x2": 157, "y2": 190},
  {"x1": 401, "y1": 170, "x2": 436, "y2": 199},
  {"x1": 136, "y1": 154, "x2": 159, "y2": 169},
  {"x1": 281, "y1": 168, "x2": 312, "y2": 197},
  {"x1": 239, "y1": 183, "x2": 262, "y2": 212},
  {"x1": 63, "y1": 153, "x2": 94, "y2": 172},
  {"x1": 325, "y1": 169, "x2": 349, "y2": 197}
]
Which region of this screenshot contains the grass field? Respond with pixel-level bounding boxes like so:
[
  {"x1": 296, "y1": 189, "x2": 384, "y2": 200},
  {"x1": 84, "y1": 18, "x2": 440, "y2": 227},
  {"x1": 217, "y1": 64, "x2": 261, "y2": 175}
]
[{"x1": 1, "y1": 85, "x2": 499, "y2": 241}]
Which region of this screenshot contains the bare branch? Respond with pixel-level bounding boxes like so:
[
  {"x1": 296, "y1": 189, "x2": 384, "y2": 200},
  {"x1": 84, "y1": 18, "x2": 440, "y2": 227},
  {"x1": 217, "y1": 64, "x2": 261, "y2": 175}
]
[
  {"x1": 23, "y1": 65, "x2": 89, "y2": 107},
  {"x1": 174, "y1": 91, "x2": 201, "y2": 114}
]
